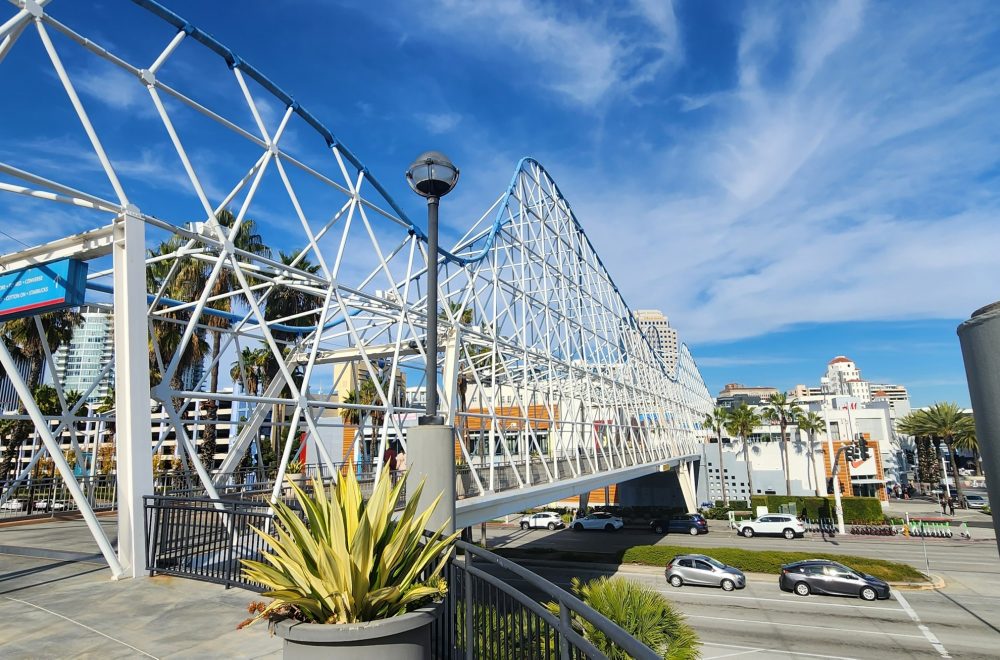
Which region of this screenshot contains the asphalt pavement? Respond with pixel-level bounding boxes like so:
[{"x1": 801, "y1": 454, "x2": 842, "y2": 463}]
[{"x1": 484, "y1": 513, "x2": 1000, "y2": 659}]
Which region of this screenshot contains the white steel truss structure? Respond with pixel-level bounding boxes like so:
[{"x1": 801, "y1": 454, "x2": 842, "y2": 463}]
[{"x1": 0, "y1": 0, "x2": 713, "y2": 577}]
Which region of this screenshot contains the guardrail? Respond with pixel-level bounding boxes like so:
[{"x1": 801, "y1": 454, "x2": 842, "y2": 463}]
[
  {"x1": 0, "y1": 474, "x2": 117, "y2": 521},
  {"x1": 143, "y1": 494, "x2": 659, "y2": 658}
]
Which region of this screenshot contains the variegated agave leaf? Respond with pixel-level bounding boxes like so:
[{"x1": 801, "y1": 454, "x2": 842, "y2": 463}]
[{"x1": 240, "y1": 467, "x2": 457, "y2": 626}]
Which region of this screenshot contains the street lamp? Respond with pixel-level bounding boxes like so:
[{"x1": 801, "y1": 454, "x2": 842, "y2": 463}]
[{"x1": 406, "y1": 151, "x2": 459, "y2": 425}]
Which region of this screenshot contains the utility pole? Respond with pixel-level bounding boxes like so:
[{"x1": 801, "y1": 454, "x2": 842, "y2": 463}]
[{"x1": 822, "y1": 388, "x2": 846, "y2": 534}]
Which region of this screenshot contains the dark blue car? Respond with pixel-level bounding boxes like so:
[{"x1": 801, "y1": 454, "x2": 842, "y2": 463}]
[{"x1": 649, "y1": 514, "x2": 709, "y2": 535}]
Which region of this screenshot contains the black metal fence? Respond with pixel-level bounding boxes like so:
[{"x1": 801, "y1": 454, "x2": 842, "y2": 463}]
[
  {"x1": 0, "y1": 474, "x2": 117, "y2": 521},
  {"x1": 143, "y1": 494, "x2": 659, "y2": 659}
]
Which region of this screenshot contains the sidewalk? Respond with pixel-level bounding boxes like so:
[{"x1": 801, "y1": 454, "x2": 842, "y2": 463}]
[{"x1": 0, "y1": 553, "x2": 280, "y2": 658}]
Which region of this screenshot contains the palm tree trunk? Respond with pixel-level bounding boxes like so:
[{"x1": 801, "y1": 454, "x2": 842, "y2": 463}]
[
  {"x1": 717, "y1": 429, "x2": 728, "y2": 506},
  {"x1": 742, "y1": 436, "x2": 754, "y2": 499},
  {"x1": 946, "y1": 437, "x2": 965, "y2": 507},
  {"x1": 781, "y1": 422, "x2": 792, "y2": 496}
]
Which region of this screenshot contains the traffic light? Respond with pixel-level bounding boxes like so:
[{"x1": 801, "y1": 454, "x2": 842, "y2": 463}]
[
  {"x1": 858, "y1": 436, "x2": 870, "y2": 461},
  {"x1": 843, "y1": 445, "x2": 856, "y2": 461}
]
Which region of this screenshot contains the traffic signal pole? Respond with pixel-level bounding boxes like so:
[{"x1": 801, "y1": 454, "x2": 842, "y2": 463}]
[{"x1": 822, "y1": 395, "x2": 846, "y2": 535}]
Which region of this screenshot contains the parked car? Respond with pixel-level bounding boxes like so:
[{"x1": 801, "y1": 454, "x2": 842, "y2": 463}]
[
  {"x1": 34, "y1": 500, "x2": 67, "y2": 511},
  {"x1": 964, "y1": 494, "x2": 989, "y2": 509},
  {"x1": 520, "y1": 511, "x2": 565, "y2": 530},
  {"x1": 571, "y1": 511, "x2": 624, "y2": 532},
  {"x1": 666, "y1": 554, "x2": 745, "y2": 591},
  {"x1": 779, "y1": 559, "x2": 891, "y2": 601},
  {"x1": 650, "y1": 514, "x2": 708, "y2": 535},
  {"x1": 737, "y1": 514, "x2": 805, "y2": 539},
  {"x1": 0, "y1": 500, "x2": 24, "y2": 511}
]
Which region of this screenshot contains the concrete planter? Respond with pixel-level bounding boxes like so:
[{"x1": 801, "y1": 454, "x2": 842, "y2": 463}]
[{"x1": 273, "y1": 602, "x2": 442, "y2": 660}]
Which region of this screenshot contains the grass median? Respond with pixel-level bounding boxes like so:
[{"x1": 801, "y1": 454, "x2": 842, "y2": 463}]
[{"x1": 494, "y1": 545, "x2": 926, "y2": 583}]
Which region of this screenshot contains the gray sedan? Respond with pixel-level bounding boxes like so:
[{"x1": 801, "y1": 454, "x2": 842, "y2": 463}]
[{"x1": 666, "y1": 554, "x2": 746, "y2": 591}]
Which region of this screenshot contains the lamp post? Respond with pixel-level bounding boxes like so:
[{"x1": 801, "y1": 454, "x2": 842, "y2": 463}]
[
  {"x1": 405, "y1": 151, "x2": 460, "y2": 534},
  {"x1": 406, "y1": 151, "x2": 460, "y2": 425}
]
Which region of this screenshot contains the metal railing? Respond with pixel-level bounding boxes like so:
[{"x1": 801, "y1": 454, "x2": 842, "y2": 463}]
[
  {"x1": 143, "y1": 495, "x2": 659, "y2": 658},
  {"x1": 0, "y1": 474, "x2": 117, "y2": 521}
]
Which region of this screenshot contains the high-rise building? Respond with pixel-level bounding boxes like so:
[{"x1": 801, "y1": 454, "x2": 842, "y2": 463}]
[
  {"x1": 0, "y1": 350, "x2": 31, "y2": 412},
  {"x1": 635, "y1": 309, "x2": 678, "y2": 375},
  {"x1": 53, "y1": 305, "x2": 115, "y2": 405},
  {"x1": 817, "y1": 356, "x2": 910, "y2": 417}
]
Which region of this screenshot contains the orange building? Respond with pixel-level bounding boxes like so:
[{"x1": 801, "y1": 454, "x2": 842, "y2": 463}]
[{"x1": 821, "y1": 435, "x2": 888, "y2": 501}]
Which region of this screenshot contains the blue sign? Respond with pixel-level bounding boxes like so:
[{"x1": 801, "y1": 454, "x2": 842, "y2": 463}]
[{"x1": 0, "y1": 258, "x2": 88, "y2": 320}]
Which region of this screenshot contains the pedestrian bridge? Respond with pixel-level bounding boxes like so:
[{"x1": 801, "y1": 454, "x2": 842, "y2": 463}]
[{"x1": 0, "y1": 0, "x2": 713, "y2": 577}]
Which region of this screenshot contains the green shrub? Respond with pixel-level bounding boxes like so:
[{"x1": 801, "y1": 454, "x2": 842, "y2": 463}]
[
  {"x1": 620, "y1": 545, "x2": 923, "y2": 582},
  {"x1": 749, "y1": 495, "x2": 883, "y2": 523},
  {"x1": 715, "y1": 499, "x2": 748, "y2": 510},
  {"x1": 548, "y1": 577, "x2": 700, "y2": 660},
  {"x1": 983, "y1": 505, "x2": 991, "y2": 516}
]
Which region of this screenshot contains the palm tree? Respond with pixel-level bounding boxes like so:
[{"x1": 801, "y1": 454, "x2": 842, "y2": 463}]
[
  {"x1": 703, "y1": 407, "x2": 730, "y2": 505},
  {"x1": 0, "y1": 309, "x2": 83, "y2": 480},
  {"x1": 263, "y1": 251, "x2": 322, "y2": 458},
  {"x1": 954, "y1": 416, "x2": 979, "y2": 474},
  {"x1": 202, "y1": 210, "x2": 272, "y2": 469},
  {"x1": 761, "y1": 393, "x2": 803, "y2": 496},
  {"x1": 726, "y1": 403, "x2": 761, "y2": 500},
  {"x1": 230, "y1": 346, "x2": 269, "y2": 396},
  {"x1": 898, "y1": 403, "x2": 971, "y2": 507},
  {"x1": 796, "y1": 411, "x2": 826, "y2": 497}
]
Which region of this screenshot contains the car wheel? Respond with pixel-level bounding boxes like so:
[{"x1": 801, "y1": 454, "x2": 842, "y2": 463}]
[
  {"x1": 573, "y1": 523, "x2": 583, "y2": 531},
  {"x1": 794, "y1": 582, "x2": 811, "y2": 597},
  {"x1": 783, "y1": 528, "x2": 795, "y2": 540},
  {"x1": 547, "y1": 522, "x2": 557, "y2": 530},
  {"x1": 689, "y1": 527, "x2": 699, "y2": 536},
  {"x1": 860, "y1": 587, "x2": 878, "y2": 601},
  {"x1": 742, "y1": 527, "x2": 754, "y2": 538},
  {"x1": 520, "y1": 522, "x2": 529, "y2": 530},
  {"x1": 721, "y1": 578, "x2": 736, "y2": 592},
  {"x1": 669, "y1": 575, "x2": 683, "y2": 588},
  {"x1": 654, "y1": 525, "x2": 664, "y2": 534},
  {"x1": 604, "y1": 524, "x2": 615, "y2": 531}
]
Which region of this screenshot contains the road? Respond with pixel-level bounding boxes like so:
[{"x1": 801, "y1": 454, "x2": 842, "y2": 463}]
[{"x1": 481, "y1": 517, "x2": 1000, "y2": 658}]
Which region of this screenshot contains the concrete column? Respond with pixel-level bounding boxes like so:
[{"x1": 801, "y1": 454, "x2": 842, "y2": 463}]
[
  {"x1": 113, "y1": 206, "x2": 154, "y2": 578},
  {"x1": 406, "y1": 424, "x2": 456, "y2": 534},
  {"x1": 677, "y1": 461, "x2": 698, "y2": 512},
  {"x1": 577, "y1": 491, "x2": 589, "y2": 516},
  {"x1": 957, "y1": 302, "x2": 1000, "y2": 555}
]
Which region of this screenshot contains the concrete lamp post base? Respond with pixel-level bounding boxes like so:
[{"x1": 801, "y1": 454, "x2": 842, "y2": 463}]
[{"x1": 406, "y1": 424, "x2": 457, "y2": 535}]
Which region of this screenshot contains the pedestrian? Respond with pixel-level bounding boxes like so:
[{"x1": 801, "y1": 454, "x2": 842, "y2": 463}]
[
  {"x1": 395, "y1": 449, "x2": 407, "y2": 473},
  {"x1": 940, "y1": 495, "x2": 947, "y2": 515},
  {"x1": 948, "y1": 496, "x2": 955, "y2": 516}
]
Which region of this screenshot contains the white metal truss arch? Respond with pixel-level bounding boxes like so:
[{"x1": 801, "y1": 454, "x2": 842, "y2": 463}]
[{"x1": 0, "y1": 0, "x2": 714, "y2": 572}]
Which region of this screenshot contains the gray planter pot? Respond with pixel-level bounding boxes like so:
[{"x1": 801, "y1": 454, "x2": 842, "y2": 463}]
[{"x1": 273, "y1": 602, "x2": 442, "y2": 660}]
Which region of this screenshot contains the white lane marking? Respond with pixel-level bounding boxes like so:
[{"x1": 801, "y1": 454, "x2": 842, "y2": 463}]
[
  {"x1": 892, "y1": 589, "x2": 951, "y2": 658},
  {"x1": 706, "y1": 650, "x2": 761, "y2": 658},
  {"x1": 705, "y1": 641, "x2": 859, "y2": 660},
  {"x1": 689, "y1": 614, "x2": 925, "y2": 639},
  {"x1": 653, "y1": 588, "x2": 906, "y2": 613},
  {"x1": 3, "y1": 596, "x2": 159, "y2": 659}
]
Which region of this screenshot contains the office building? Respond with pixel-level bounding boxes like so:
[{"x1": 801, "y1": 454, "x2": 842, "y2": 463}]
[{"x1": 635, "y1": 309, "x2": 678, "y2": 375}]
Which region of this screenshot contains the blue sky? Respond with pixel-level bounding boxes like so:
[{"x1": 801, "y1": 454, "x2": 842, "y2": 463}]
[{"x1": 2, "y1": 0, "x2": 998, "y2": 407}]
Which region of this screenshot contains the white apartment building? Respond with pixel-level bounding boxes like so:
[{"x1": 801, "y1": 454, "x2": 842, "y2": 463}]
[
  {"x1": 53, "y1": 304, "x2": 115, "y2": 405},
  {"x1": 0, "y1": 350, "x2": 31, "y2": 412},
  {"x1": 635, "y1": 309, "x2": 678, "y2": 375}
]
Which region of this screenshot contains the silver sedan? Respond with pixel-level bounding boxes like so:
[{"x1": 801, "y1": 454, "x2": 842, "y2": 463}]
[{"x1": 666, "y1": 554, "x2": 746, "y2": 591}]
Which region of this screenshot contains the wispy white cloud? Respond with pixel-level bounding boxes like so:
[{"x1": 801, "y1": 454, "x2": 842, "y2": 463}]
[
  {"x1": 416, "y1": 112, "x2": 461, "y2": 135},
  {"x1": 403, "y1": 0, "x2": 682, "y2": 107},
  {"x1": 550, "y1": 0, "x2": 1000, "y2": 345}
]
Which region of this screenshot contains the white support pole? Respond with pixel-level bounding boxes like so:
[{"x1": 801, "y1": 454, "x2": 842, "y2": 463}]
[
  {"x1": 823, "y1": 394, "x2": 846, "y2": 534},
  {"x1": 113, "y1": 205, "x2": 155, "y2": 578}
]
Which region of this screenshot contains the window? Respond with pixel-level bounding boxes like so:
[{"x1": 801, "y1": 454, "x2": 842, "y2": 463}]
[
  {"x1": 678, "y1": 559, "x2": 693, "y2": 568},
  {"x1": 694, "y1": 560, "x2": 712, "y2": 571}
]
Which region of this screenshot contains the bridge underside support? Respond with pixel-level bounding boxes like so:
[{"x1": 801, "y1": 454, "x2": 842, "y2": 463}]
[{"x1": 677, "y1": 460, "x2": 698, "y2": 513}]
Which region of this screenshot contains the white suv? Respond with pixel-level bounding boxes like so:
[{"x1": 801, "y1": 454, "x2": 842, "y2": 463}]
[
  {"x1": 738, "y1": 514, "x2": 805, "y2": 539},
  {"x1": 520, "y1": 511, "x2": 565, "y2": 530}
]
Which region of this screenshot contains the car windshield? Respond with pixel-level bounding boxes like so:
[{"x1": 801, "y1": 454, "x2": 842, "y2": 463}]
[{"x1": 968, "y1": 496, "x2": 984, "y2": 501}]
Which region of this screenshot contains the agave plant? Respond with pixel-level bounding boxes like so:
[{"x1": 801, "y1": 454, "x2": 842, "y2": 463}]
[{"x1": 241, "y1": 467, "x2": 459, "y2": 626}]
